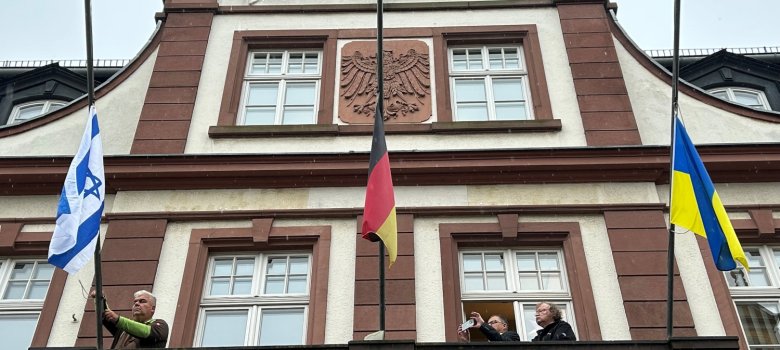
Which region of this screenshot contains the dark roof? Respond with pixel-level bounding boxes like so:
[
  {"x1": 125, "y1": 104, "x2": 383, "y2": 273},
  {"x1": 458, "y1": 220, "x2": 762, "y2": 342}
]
[
  {"x1": 650, "y1": 47, "x2": 780, "y2": 71},
  {"x1": 0, "y1": 59, "x2": 126, "y2": 84}
]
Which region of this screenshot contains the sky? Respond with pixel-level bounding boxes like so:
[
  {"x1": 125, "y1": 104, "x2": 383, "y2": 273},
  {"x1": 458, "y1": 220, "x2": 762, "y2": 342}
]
[{"x1": 1, "y1": 0, "x2": 779, "y2": 61}]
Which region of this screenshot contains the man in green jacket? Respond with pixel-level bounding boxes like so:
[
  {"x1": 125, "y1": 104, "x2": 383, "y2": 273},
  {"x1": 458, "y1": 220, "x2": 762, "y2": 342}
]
[{"x1": 93, "y1": 290, "x2": 168, "y2": 348}]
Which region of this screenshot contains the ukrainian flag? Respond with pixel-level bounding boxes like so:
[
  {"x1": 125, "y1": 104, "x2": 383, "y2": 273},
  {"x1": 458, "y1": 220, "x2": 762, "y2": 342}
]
[{"x1": 670, "y1": 115, "x2": 748, "y2": 271}]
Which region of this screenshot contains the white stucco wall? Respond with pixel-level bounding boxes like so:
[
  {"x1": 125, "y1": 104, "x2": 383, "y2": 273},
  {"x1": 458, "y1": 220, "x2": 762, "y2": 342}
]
[
  {"x1": 672, "y1": 220, "x2": 726, "y2": 336},
  {"x1": 47, "y1": 224, "x2": 107, "y2": 347},
  {"x1": 413, "y1": 217, "x2": 447, "y2": 341},
  {"x1": 468, "y1": 182, "x2": 660, "y2": 205},
  {"x1": 151, "y1": 221, "x2": 199, "y2": 342},
  {"x1": 0, "y1": 49, "x2": 157, "y2": 157},
  {"x1": 615, "y1": 38, "x2": 780, "y2": 145},
  {"x1": 0, "y1": 194, "x2": 115, "y2": 219},
  {"x1": 657, "y1": 182, "x2": 780, "y2": 207},
  {"x1": 186, "y1": 6, "x2": 586, "y2": 154},
  {"x1": 107, "y1": 182, "x2": 661, "y2": 215}
]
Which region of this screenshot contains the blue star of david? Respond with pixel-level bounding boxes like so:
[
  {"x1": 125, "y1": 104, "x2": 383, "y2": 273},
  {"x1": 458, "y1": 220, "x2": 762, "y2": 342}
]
[{"x1": 82, "y1": 169, "x2": 103, "y2": 200}]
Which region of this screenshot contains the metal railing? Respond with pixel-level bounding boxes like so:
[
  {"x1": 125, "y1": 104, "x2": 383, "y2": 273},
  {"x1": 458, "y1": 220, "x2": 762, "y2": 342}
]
[
  {"x1": 0, "y1": 59, "x2": 130, "y2": 68},
  {"x1": 646, "y1": 46, "x2": 780, "y2": 58}
]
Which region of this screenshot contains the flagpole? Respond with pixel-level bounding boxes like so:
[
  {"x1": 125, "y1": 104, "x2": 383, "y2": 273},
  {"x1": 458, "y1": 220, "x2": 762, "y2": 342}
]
[
  {"x1": 84, "y1": 0, "x2": 104, "y2": 348},
  {"x1": 666, "y1": 0, "x2": 682, "y2": 340},
  {"x1": 375, "y1": 0, "x2": 387, "y2": 335}
]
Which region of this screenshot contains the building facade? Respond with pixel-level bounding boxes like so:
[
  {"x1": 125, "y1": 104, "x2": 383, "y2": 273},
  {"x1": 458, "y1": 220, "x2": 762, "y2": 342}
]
[{"x1": 1, "y1": 0, "x2": 779, "y2": 349}]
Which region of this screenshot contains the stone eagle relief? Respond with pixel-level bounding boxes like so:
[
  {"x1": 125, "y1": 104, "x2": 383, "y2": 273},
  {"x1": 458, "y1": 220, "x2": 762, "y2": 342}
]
[{"x1": 338, "y1": 40, "x2": 431, "y2": 123}]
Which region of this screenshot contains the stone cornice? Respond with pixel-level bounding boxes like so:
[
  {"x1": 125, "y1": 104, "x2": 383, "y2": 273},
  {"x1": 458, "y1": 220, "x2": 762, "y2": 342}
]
[{"x1": 2, "y1": 144, "x2": 779, "y2": 195}]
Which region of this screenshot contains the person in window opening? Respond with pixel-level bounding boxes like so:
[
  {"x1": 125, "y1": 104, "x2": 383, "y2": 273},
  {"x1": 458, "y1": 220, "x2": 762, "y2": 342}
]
[
  {"x1": 90, "y1": 289, "x2": 169, "y2": 349},
  {"x1": 457, "y1": 311, "x2": 520, "y2": 341},
  {"x1": 532, "y1": 301, "x2": 576, "y2": 341}
]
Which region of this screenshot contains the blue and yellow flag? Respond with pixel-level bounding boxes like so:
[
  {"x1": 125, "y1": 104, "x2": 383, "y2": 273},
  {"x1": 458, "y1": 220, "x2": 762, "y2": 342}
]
[{"x1": 670, "y1": 116, "x2": 748, "y2": 271}]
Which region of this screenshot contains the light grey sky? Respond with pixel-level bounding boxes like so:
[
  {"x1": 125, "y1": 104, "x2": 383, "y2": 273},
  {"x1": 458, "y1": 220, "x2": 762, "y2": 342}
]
[
  {"x1": 0, "y1": 0, "x2": 162, "y2": 61},
  {"x1": 615, "y1": 0, "x2": 780, "y2": 50},
  {"x1": 1, "y1": 0, "x2": 778, "y2": 61}
]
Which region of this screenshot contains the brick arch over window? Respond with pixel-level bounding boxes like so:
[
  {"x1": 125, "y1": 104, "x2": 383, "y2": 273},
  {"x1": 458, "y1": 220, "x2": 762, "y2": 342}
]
[
  {"x1": 169, "y1": 218, "x2": 331, "y2": 347},
  {"x1": 439, "y1": 214, "x2": 600, "y2": 341},
  {"x1": 0, "y1": 222, "x2": 67, "y2": 348}
]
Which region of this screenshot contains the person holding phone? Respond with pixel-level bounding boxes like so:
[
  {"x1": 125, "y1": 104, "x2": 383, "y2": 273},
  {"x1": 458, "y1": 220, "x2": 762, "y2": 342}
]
[{"x1": 458, "y1": 311, "x2": 520, "y2": 341}]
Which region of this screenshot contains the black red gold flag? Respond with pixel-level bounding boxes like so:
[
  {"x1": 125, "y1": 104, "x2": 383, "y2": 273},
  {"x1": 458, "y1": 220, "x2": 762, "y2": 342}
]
[{"x1": 361, "y1": 117, "x2": 397, "y2": 266}]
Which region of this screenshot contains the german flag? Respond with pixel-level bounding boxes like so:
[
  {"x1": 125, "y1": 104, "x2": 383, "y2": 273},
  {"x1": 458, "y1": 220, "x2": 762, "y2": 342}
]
[{"x1": 361, "y1": 115, "x2": 397, "y2": 266}]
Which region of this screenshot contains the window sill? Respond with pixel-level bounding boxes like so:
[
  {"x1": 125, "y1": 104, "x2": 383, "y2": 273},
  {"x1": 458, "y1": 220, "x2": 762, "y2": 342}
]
[{"x1": 208, "y1": 119, "x2": 561, "y2": 138}]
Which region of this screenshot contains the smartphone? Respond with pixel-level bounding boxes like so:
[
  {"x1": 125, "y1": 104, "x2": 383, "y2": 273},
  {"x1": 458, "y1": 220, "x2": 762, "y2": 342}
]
[{"x1": 461, "y1": 318, "x2": 475, "y2": 329}]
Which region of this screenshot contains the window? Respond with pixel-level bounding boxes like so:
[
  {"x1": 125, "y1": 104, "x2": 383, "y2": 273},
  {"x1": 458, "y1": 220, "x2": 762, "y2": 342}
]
[
  {"x1": 0, "y1": 259, "x2": 53, "y2": 350},
  {"x1": 196, "y1": 253, "x2": 311, "y2": 347},
  {"x1": 460, "y1": 249, "x2": 575, "y2": 341},
  {"x1": 727, "y1": 246, "x2": 780, "y2": 349},
  {"x1": 708, "y1": 87, "x2": 770, "y2": 111},
  {"x1": 239, "y1": 51, "x2": 321, "y2": 125},
  {"x1": 8, "y1": 100, "x2": 66, "y2": 124},
  {"x1": 449, "y1": 46, "x2": 532, "y2": 121}
]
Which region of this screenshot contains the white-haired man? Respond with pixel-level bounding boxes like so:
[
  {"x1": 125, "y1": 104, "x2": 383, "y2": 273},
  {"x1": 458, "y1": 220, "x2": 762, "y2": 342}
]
[
  {"x1": 92, "y1": 289, "x2": 168, "y2": 348},
  {"x1": 532, "y1": 301, "x2": 576, "y2": 341}
]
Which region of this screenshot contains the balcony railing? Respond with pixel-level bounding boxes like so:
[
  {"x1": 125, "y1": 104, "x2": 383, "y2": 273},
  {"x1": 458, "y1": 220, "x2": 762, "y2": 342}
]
[
  {"x1": 646, "y1": 46, "x2": 780, "y2": 57},
  {"x1": 0, "y1": 59, "x2": 130, "y2": 68}
]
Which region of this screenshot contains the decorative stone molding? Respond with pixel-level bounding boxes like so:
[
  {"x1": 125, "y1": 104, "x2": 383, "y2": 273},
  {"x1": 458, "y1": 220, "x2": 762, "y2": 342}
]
[{"x1": 339, "y1": 40, "x2": 431, "y2": 124}]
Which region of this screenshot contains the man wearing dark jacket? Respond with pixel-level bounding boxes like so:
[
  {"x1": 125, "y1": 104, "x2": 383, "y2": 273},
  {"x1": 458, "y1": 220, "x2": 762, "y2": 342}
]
[
  {"x1": 458, "y1": 312, "x2": 520, "y2": 341},
  {"x1": 532, "y1": 302, "x2": 576, "y2": 341},
  {"x1": 92, "y1": 289, "x2": 168, "y2": 348}
]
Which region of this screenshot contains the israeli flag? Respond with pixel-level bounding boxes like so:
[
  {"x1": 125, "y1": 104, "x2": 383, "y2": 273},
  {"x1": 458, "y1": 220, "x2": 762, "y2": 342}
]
[{"x1": 48, "y1": 105, "x2": 105, "y2": 274}]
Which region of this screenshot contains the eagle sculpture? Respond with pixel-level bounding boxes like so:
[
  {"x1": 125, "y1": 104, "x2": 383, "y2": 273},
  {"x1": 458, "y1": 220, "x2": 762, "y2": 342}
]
[{"x1": 341, "y1": 49, "x2": 430, "y2": 121}]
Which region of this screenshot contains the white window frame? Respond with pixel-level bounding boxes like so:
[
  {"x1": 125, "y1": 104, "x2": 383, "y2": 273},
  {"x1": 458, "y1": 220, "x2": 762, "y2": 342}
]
[
  {"x1": 707, "y1": 87, "x2": 771, "y2": 110},
  {"x1": 238, "y1": 50, "x2": 322, "y2": 125},
  {"x1": 448, "y1": 45, "x2": 533, "y2": 121},
  {"x1": 727, "y1": 245, "x2": 780, "y2": 349},
  {"x1": 0, "y1": 259, "x2": 52, "y2": 350},
  {"x1": 195, "y1": 252, "x2": 312, "y2": 347},
  {"x1": 8, "y1": 100, "x2": 67, "y2": 124},
  {"x1": 0, "y1": 259, "x2": 52, "y2": 307},
  {"x1": 459, "y1": 248, "x2": 575, "y2": 341}
]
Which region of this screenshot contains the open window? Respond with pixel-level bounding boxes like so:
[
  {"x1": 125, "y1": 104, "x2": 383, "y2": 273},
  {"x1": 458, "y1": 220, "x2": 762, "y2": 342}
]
[{"x1": 459, "y1": 249, "x2": 575, "y2": 340}]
